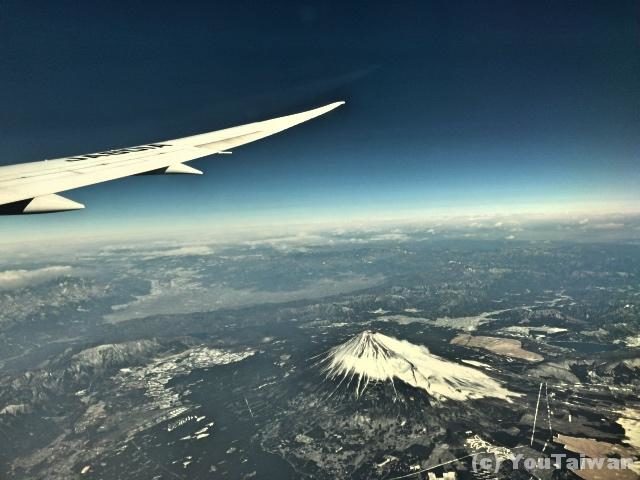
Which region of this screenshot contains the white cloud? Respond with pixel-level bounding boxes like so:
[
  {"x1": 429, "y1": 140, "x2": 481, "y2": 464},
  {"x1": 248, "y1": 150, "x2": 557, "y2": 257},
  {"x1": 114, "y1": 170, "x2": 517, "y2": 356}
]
[
  {"x1": 0, "y1": 266, "x2": 73, "y2": 290},
  {"x1": 141, "y1": 245, "x2": 214, "y2": 260},
  {"x1": 588, "y1": 222, "x2": 626, "y2": 230},
  {"x1": 368, "y1": 232, "x2": 410, "y2": 242}
]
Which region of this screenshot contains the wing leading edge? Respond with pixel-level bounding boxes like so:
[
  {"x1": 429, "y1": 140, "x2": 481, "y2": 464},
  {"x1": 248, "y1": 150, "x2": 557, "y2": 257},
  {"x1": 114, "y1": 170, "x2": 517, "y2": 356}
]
[{"x1": 0, "y1": 101, "x2": 345, "y2": 214}]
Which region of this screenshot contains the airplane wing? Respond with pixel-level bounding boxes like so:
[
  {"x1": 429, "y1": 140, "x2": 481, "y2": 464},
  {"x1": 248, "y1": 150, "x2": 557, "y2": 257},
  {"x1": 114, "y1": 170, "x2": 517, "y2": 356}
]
[{"x1": 0, "y1": 101, "x2": 344, "y2": 214}]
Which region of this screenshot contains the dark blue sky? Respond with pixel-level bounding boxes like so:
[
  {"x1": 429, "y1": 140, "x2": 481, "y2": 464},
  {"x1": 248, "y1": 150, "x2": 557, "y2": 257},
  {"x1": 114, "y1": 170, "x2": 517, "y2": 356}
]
[{"x1": 1, "y1": 0, "x2": 638, "y2": 240}]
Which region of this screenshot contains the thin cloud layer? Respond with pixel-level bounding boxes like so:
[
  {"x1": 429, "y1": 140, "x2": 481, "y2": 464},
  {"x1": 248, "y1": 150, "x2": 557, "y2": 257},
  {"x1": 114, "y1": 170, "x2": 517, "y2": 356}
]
[{"x1": 0, "y1": 266, "x2": 74, "y2": 290}]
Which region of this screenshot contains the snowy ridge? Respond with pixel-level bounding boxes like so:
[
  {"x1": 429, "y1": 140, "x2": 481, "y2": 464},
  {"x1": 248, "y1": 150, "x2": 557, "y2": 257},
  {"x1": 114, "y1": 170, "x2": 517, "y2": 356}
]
[{"x1": 319, "y1": 331, "x2": 519, "y2": 402}]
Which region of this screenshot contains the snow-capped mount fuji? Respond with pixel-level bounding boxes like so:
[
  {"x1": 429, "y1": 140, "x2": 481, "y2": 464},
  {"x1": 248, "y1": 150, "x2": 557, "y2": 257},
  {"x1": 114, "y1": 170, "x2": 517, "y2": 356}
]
[{"x1": 319, "y1": 331, "x2": 519, "y2": 402}]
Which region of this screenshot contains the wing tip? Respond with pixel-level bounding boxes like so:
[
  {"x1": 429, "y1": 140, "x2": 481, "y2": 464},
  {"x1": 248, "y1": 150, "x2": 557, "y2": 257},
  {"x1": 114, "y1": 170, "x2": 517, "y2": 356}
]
[{"x1": 311, "y1": 100, "x2": 345, "y2": 117}]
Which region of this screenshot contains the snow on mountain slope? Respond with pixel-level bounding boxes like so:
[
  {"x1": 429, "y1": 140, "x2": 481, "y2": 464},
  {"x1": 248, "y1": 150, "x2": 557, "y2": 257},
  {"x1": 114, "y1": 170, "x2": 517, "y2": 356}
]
[{"x1": 319, "y1": 331, "x2": 519, "y2": 402}]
